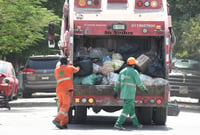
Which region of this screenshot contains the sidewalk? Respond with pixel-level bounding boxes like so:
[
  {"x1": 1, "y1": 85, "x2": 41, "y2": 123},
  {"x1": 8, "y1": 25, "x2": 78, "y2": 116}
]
[{"x1": 9, "y1": 97, "x2": 57, "y2": 107}]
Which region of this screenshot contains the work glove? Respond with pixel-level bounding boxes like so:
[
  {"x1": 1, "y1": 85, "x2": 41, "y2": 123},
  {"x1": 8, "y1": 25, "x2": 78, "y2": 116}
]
[
  {"x1": 144, "y1": 89, "x2": 148, "y2": 94},
  {"x1": 113, "y1": 92, "x2": 118, "y2": 99}
]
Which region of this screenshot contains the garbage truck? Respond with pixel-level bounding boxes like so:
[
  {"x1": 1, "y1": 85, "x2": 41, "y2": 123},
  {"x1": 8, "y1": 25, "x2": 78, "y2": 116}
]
[{"x1": 48, "y1": 0, "x2": 179, "y2": 125}]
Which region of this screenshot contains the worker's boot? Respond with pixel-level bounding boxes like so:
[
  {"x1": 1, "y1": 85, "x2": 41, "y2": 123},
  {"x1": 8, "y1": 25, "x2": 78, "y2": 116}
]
[
  {"x1": 52, "y1": 120, "x2": 64, "y2": 129},
  {"x1": 62, "y1": 124, "x2": 68, "y2": 129},
  {"x1": 136, "y1": 124, "x2": 143, "y2": 129},
  {"x1": 114, "y1": 125, "x2": 126, "y2": 130}
]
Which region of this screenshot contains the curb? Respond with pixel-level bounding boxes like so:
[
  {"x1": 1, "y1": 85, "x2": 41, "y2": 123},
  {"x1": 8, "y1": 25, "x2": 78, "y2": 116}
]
[{"x1": 9, "y1": 98, "x2": 57, "y2": 107}]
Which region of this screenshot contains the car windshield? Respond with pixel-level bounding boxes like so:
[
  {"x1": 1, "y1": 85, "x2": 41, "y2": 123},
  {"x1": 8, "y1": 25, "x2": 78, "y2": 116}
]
[
  {"x1": 0, "y1": 63, "x2": 8, "y2": 74},
  {"x1": 174, "y1": 59, "x2": 200, "y2": 70},
  {"x1": 27, "y1": 58, "x2": 59, "y2": 69}
]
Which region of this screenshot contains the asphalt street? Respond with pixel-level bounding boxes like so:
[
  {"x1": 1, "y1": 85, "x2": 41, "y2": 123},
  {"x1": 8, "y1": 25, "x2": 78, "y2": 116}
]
[{"x1": 0, "y1": 95, "x2": 200, "y2": 135}]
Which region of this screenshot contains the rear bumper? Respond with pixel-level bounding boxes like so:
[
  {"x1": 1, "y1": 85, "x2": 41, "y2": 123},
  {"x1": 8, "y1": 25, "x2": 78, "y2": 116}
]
[
  {"x1": 22, "y1": 84, "x2": 56, "y2": 93},
  {"x1": 170, "y1": 89, "x2": 200, "y2": 99},
  {"x1": 72, "y1": 85, "x2": 169, "y2": 107},
  {"x1": 170, "y1": 83, "x2": 200, "y2": 98},
  {"x1": 169, "y1": 73, "x2": 200, "y2": 99},
  {"x1": 0, "y1": 85, "x2": 11, "y2": 96}
]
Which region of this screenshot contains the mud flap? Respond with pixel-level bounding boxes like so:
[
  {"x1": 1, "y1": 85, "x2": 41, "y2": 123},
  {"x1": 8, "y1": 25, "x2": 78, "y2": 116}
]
[{"x1": 168, "y1": 100, "x2": 180, "y2": 116}]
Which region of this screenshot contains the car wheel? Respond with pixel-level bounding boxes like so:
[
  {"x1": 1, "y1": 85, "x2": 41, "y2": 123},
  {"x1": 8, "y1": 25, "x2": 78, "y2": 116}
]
[
  {"x1": 22, "y1": 91, "x2": 32, "y2": 98},
  {"x1": 8, "y1": 87, "x2": 14, "y2": 101}
]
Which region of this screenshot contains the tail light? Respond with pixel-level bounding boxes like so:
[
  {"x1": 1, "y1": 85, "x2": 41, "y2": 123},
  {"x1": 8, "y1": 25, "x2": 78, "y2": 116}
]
[
  {"x1": 137, "y1": 1, "x2": 143, "y2": 7},
  {"x1": 23, "y1": 68, "x2": 35, "y2": 74},
  {"x1": 155, "y1": 25, "x2": 163, "y2": 32},
  {"x1": 156, "y1": 99, "x2": 162, "y2": 104},
  {"x1": 81, "y1": 97, "x2": 87, "y2": 103},
  {"x1": 74, "y1": 97, "x2": 95, "y2": 104},
  {"x1": 88, "y1": 97, "x2": 95, "y2": 104},
  {"x1": 79, "y1": 0, "x2": 86, "y2": 6},
  {"x1": 74, "y1": 25, "x2": 83, "y2": 35},
  {"x1": 94, "y1": 0, "x2": 100, "y2": 6},
  {"x1": 135, "y1": 0, "x2": 162, "y2": 9},
  {"x1": 137, "y1": 97, "x2": 163, "y2": 105},
  {"x1": 151, "y1": 1, "x2": 158, "y2": 8},
  {"x1": 86, "y1": 0, "x2": 92, "y2": 6},
  {"x1": 144, "y1": 1, "x2": 150, "y2": 7},
  {"x1": 75, "y1": 0, "x2": 101, "y2": 8}
]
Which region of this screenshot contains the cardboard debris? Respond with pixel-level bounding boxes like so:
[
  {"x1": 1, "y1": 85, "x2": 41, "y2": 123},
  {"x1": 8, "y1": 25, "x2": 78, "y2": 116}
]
[{"x1": 136, "y1": 54, "x2": 151, "y2": 73}]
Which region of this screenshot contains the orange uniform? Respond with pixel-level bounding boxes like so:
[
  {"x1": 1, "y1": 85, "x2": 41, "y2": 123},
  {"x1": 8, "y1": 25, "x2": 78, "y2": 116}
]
[{"x1": 54, "y1": 64, "x2": 79, "y2": 126}]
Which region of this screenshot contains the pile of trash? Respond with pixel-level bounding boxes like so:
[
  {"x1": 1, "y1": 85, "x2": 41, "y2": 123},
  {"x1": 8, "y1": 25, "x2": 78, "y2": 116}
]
[{"x1": 73, "y1": 47, "x2": 168, "y2": 86}]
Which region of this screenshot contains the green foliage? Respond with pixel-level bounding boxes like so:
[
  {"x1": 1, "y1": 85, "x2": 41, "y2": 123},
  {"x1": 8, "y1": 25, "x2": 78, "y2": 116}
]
[
  {"x1": 42, "y1": 0, "x2": 65, "y2": 17},
  {"x1": 0, "y1": 0, "x2": 60, "y2": 56},
  {"x1": 180, "y1": 14, "x2": 200, "y2": 57},
  {"x1": 168, "y1": 0, "x2": 200, "y2": 58}
]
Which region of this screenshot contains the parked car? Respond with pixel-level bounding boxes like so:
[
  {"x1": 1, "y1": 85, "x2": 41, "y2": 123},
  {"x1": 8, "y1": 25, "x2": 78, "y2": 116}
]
[
  {"x1": 0, "y1": 60, "x2": 19, "y2": 101},
  {"x1": 21, "y1": 55, "x2": 61, "y2": 98},
  {"x1": 169, "y1": 58, "x2": 200, "y2": 100}
]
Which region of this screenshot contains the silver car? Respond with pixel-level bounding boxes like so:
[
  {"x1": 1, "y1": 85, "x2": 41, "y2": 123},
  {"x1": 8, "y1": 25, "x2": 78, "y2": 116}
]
[{"x1": 22, "y1": 55, "x2": 60, "y2": 98}]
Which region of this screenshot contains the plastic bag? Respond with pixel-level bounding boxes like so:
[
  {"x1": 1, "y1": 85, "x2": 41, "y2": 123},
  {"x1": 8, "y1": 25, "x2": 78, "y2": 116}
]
[
  {"x1": 93, "y1": 63, "x2": 102, "y2": 74},
  {"x1": 107, "y1": 72, "x2": 119, "y2": 85},
  {"x1": 101, "y1": 61, "x2": 114, "y2": 75},
  {"x1": 112, "y1": 53, "x2": 123, "y2": 60},
  {"x1": 140, "y1": 74, "x2": 153, "y2": 86},
  {"x1": 73, "y1": 77, "x2": 81, "y2": 85},
  {"x1": 102, "y1": 55, "x2": 112, "y2": 64},
  {"x1": 96, "y1": 74, "x2": 103, "y2": 85},
  {"x1": 76, "y1": 47, "x2": 89, "y2": 56},
  {"x1": 101, "y1": 76, "x2": 109, "y2": 85},
  {"x1": 74, "y1": 56, "x2": 93, "y2": 77},
  {"x1": 144, "y1": 58, "x2": 165, "y2": 78},
  {"x1": 81, "y1": 74, "x2": 97, "y2": 85},
  {"x1": 153, "y1": 78, "x2": 169, "y2": 86},
  {"x1": 89, "y1": 48, "x2": 109, "y2": 59},
  {"x1": 112, "y1": 59, "x2": 124, "y2": 71}
]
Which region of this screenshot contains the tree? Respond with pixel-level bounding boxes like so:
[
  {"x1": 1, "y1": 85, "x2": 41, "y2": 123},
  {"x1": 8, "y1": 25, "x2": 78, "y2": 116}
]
[
  {"x1": 179, "y1": 14, "x2": 200, "y2": 59},
  {"x1": 43, "y1": 0, "x2": 65, "y2": 17},
  {"x1": 0, "y1": 0, "x2": 60, "y2": 59},
  {"x1": 168, "y1": 0, "x2": 200, "y2": 59}
]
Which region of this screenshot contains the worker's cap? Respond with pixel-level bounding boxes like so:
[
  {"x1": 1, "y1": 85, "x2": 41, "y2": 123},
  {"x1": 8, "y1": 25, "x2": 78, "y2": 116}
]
[{"x1": 127, "y1": 57, "x2": 138, "y2": 65}]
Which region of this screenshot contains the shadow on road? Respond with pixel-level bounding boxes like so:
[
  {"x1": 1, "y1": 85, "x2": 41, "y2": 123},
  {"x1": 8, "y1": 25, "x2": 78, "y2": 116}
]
[{"x1": 68, "y1": 115, "x2": 173, "y2": 131}]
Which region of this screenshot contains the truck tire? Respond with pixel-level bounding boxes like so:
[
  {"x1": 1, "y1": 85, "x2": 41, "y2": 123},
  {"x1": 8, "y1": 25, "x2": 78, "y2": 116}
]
[
  {"x1": 74, "y1": 106, "x2": 87, "y2": 124},
  {"x1": 68, "y1": 107, "x2": 73, "y2": 123},
  {"x1": 153, "y1": 107, "x2": 167, "y2": 125},
  {"x1": 137, "y1": 107, "x2": 153, "y2": 125}
]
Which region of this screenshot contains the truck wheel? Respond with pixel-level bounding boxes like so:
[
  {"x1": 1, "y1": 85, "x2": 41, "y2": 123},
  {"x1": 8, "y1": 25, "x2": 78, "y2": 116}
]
[
  {"x1": 68, "y1": 107, "x2": 73, "y2": 123},
  {"x1": 137, "y1": 107, "x2": 153, "y2": 125},
  {"x1": 74, "y1": 106, "x2": 87, "y2": 124},
  {"x1": 153, "y1": 107, "x2": 167, "y2": 125}
]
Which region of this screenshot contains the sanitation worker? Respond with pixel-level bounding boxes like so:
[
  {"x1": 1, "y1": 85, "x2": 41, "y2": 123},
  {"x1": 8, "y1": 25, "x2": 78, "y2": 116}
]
[
  {"x1": 113, "y1": 57, "x2": 148, "y2": 130},
  {"x1": 53, "y1": 56, "x2": 79, "y2": 129}
]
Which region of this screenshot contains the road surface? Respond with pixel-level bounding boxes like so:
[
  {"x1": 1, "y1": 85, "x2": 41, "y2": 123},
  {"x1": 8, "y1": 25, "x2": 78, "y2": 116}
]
[{"x1": 0, "y1": 96, "x2": 200, "y2": 135}]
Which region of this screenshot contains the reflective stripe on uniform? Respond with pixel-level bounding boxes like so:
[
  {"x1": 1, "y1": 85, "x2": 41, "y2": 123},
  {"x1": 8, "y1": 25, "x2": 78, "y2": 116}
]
[
  {"x1": 57, "y1": 77, "x2": 71, "y2": 83},
  {"x1": 121, "y1": 113, "x2": 129, "y2": 118},
  {"x1": 130, "y1": 114, "x2": 136, "y2": 119},
  {"x1": 120, "y1": 82, "x2": 136, "y2": 87},
  {"x1": 58, "y1": 111, "x2": 68, "y2": 117}
]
